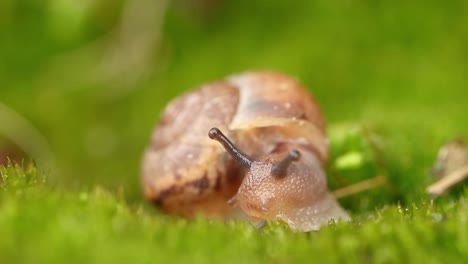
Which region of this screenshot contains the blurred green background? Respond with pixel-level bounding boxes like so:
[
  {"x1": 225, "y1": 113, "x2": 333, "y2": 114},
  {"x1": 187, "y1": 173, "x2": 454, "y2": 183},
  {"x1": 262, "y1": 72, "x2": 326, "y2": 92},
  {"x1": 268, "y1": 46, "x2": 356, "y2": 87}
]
[{"x1": 1, "y1": 0, "x2": 467, "y2": 205}]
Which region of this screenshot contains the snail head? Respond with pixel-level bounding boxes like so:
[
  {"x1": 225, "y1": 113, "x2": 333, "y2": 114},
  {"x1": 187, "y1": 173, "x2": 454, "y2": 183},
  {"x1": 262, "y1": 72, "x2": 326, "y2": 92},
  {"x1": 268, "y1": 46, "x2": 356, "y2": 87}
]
[{"x1": 208, "y1": 127, "x2": 304, "y2": 221}]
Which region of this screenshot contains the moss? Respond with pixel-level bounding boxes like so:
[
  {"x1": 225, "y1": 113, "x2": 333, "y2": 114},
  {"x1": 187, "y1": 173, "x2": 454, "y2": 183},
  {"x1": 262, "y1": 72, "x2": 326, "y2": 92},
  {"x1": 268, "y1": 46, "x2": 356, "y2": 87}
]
[{"x1": 0, "y1": 164, "x2": 466, "y2": 263}]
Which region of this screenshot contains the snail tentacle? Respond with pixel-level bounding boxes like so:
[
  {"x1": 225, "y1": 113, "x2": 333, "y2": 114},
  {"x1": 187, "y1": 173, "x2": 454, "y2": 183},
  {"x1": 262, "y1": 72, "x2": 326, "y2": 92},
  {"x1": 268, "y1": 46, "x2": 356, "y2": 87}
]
[
  {"x1": 271, "y1": 149, "x2": 301, "y2": 177},
  {"x1": 208, "y1": 127, "x2": 254, "y2": 168}
]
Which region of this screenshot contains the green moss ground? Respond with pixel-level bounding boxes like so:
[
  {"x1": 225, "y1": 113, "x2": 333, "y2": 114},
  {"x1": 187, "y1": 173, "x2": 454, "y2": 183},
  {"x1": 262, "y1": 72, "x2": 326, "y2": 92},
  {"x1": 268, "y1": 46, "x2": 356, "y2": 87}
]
[
  {"x1": 1, "y1": 163, "x2": 467, "y2": 263},
  {"x1": 1, "y1": 0, "x2": 468, "y2": 263}
]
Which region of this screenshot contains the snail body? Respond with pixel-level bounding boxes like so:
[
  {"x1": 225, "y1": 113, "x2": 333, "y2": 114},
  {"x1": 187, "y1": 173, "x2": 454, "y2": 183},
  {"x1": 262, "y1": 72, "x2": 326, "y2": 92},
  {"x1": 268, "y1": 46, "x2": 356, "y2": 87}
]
[{"x1": 141, "y1": 71, "x2": 350, "y2": 231}]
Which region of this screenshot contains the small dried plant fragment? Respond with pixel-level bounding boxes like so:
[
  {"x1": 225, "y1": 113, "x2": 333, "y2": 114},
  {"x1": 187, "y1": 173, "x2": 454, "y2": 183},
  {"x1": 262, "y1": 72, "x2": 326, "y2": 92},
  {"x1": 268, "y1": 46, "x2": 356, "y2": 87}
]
[{"x1": 427, "y1": 139, "x2": 468, "y2": 198}]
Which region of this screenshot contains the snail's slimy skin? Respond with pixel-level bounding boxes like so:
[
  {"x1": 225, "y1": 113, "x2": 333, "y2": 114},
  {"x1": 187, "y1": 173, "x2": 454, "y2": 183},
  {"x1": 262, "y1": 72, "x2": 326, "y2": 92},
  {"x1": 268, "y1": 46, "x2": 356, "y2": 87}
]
[
  {"x1": 233, "y1": 145, "x2": 350, "y2": 231},
  {"x1": 142, "y1": 71, "x2": 350, "y2": 231}
]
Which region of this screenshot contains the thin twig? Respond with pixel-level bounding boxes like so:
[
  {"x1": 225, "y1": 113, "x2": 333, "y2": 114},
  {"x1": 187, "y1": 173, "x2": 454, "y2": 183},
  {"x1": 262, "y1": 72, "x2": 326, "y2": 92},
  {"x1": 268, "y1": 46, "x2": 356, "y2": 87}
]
[
  {"x1": 0, "y1": 103, "x2": 56, "y2": 170},
  {"x1": 426, "y1": 165, "x2": 468, "y2": 198},
  {"x1": 333, "y1": 175, "x2": 387, "y2": 199}
]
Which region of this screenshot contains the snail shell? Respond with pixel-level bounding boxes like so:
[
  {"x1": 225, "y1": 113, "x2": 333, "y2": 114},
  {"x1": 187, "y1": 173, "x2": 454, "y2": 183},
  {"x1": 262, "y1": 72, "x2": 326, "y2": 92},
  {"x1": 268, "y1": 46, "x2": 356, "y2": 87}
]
[{"x1": 141, "y1": 71, "x2": 350, "y2": 231}]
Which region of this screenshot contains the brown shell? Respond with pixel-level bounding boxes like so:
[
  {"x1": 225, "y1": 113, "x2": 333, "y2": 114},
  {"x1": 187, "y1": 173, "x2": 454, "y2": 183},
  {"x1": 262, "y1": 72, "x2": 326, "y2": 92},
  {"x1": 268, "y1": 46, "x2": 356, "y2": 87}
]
[
  {"x1": 141, "y1": 71, "x2": 349, "y2": 229},
  {"x1": 141, "y1": 82, "x2": 241, "y2": 217}
]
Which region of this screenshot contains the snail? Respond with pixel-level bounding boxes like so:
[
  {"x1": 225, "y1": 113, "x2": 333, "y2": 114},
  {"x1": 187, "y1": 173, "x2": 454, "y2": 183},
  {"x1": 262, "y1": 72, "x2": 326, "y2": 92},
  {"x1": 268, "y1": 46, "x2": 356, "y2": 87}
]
[{"x1": 141, "y1": 71, "x2": 350, "y2": 231}]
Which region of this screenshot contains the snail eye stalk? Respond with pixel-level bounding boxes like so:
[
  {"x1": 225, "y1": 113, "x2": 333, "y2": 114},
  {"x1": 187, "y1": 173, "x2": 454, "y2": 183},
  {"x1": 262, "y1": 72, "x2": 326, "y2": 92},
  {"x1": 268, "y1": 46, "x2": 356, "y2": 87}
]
[
  {"x1": 208, "y1": 127, "x2": 254, "y2": 169},
  {"x1": 271, "y1": 150, "x2": 301, "y2": 177}
]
